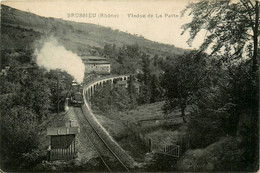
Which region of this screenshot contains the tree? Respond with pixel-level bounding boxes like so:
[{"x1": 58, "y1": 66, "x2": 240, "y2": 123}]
[
  {"x1": 1, "y1": 106, "x2": 39, "y2": 170},
  {"x1": 181, "y1": 0, "x2": 259, "y2": 119},
  {"x1": 0, "y1": 53, "x2": 74, "y2": 171},
  {"x1": 137, "y1": 53, "x2": 164, "y2": 104},
  {"x1": 91, "y1": 83, "x2": 113, "y2": 113},
  {"x1": 182, "y1": 1, "x2": 258, "y2": 67},
  {"x1": 103, "y1": 43, "x2": 117, "y2": 58},
  {"x1": 114, "y1": 44, "x2": 142, "y2": 74},
  {"x1": 44, "y1": 70, "x2": 73, "y2": 113},
  {"x1": 127, "y1": 75, "x2": 138, "y2": 107},
  {"x1": 13, "y1": 70, "x2": 52, "y2": 120},
  {"x1": 137, "y1": 54, "x2": 152, "y2": 104},
  {"x1": 161, "y1": 51, "x2": 208, "y2": 123},
  {"x1": 182, "y1": 1, "x2": 259, "y2": 169},
  {"x1": 150, "y1": 73, "x2": 163, "y2": 103},
  {"x1": 91, "y1": 83, "x2": 132, "y2": 115}
]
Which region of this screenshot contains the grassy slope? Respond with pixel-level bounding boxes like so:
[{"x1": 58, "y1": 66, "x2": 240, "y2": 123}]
[
  {"x1": 1, "y1": 4, "x2": 186, "y2": 59},
  {"x1": 94, "y1": 101, "x2": 187, "y2": 162}
]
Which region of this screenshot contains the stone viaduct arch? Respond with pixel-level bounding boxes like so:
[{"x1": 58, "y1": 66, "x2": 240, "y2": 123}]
[{"x1": 83, "y1": 75, "x2": 131, "y2": 99}]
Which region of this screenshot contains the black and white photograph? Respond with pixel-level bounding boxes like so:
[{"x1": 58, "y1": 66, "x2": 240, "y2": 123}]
[{"x1": 0, "y1": 0, "x2": 259, "y2": 172}]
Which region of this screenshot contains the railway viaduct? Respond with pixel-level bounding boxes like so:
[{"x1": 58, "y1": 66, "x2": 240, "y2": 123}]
[
  {"x1": 82, "y1": 75, "x2": 180, "y2": 160},
  {"x1": 84, "y1": 75, "x2": 130, "y2": 98}
]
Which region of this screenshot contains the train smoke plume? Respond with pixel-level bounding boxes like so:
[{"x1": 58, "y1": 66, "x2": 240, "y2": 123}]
[{"x1": 35, "y1": 38, "x2": 85, "y2": 83}]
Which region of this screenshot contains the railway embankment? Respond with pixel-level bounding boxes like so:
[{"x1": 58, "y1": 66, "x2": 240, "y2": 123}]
[{"x1": 81, "y1": 102, "x2": 137, "y2": 169}]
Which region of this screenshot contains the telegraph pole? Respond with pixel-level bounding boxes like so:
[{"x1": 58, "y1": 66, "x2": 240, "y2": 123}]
[{"x1": 57, "y1": 76, "x2": 60, "y2": 116}]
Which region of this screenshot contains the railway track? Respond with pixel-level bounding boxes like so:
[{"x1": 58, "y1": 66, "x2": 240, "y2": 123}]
[{"x1": 74, "y1": 107, "x2": 131, "y2": 172}]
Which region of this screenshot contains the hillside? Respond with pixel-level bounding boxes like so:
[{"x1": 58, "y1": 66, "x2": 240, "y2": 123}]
[{"x1": 1, "y1": 4, "x2": 186, "y2": 65}]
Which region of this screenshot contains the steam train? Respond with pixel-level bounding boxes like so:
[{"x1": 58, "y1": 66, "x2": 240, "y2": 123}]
[{"x1": 70, "y1": 80, "x2": 83, "y2": 106}]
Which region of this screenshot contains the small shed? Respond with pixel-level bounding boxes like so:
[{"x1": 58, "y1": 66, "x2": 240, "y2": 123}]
[{"x1": 47, "y1": 127, "x2": 80, "y2": 161}]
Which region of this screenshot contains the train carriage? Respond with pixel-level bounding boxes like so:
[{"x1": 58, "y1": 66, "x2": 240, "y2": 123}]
[{"x1": 70, "y1": 81, "x2": 83, "y2": 106}]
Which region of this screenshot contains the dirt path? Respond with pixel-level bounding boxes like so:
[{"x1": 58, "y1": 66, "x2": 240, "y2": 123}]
[{"x1": 64, "y1": 107, "x2": 99, "y2": 168}]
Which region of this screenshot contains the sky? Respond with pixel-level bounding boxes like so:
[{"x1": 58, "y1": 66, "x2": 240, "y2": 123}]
[{"x1": 2, "y1": 0, "x2": 206, "y2": 49}]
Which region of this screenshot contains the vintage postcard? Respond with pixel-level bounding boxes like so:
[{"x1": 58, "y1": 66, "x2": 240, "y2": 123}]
[{"x1": 0, "y1": 0, "x2": 259, "y2": 172}]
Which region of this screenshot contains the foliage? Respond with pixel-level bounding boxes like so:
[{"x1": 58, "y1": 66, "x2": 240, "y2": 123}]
[
  {"x1": 226, "y1": 61, "x2": 258, "y2": 170},
  {"x1": 161, "y1": 51, "x2": 208, "y2": 122},
  {"x1": 0, "y1": 77, "x2": 21, "y2": 94},
  {"x1": 181, "y1": 0, "x2": 257, "y2": 60},
  {"x1": 176, "y1": 137, "x2": 245, "y2": 171},
  {"x1": 127, "y1": 75, "x2": 138, "y2": 107},
  {"x1": 181, "y1": 1, "x2": 259, "y2": 170},
  {"x1": 91, "y1": 83, "x2": 132, "y2": 115},
  {"x1": 1, "y1": 106, "x2": 40, "y2": 170},
  {"x1": 14, "y1": 78, "x2": 52, "y2": 120},
  {"x1": 0, "y1": 53, "x2": 73, "y2": 171},
  {"x1": 114, "y1": 44, "x2": 142, "y2": 74},
  {"x1": 226, "y1": 62, "x2": 252, "y2": 111},
  {"x1": 150, "y1": 73, "x2": 163, "y2": 102},
  {"x1": 102, "y1": 43, "x2": 164, "y2": 105},
  {"x1": 44, "y1": 70, "x2": 73, "y2": 112},
  {"x1": 101, "y1": 44, "x2": 142, "y2": 74},
  {"x1": 188, "y1": 108, "x2": 232, "y2": 148},
  {"x1": 145, "y1": 154, "x2": 178, "y2": 172},
  {"x1": 137, "y1": 54, "x2": 163, "y2": 104},
  {"x1": 185, "y1": 58, "x2": 254, "y2": 145},
  {"x1": 178, "y1": 57, "x2": 258, "y2": 171}
]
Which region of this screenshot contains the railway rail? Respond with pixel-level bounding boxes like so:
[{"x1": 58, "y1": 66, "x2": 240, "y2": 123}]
[{"x1": 74, "y1": 106, "x2": 131, "y2": 172}]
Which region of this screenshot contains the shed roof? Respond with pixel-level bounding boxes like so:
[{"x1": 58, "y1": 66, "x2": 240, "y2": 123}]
[{"x1": 47, "y1": 127, "x2": 80, "y2": 136}]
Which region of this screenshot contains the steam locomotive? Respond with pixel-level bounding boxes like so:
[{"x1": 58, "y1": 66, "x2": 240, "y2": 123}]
[{"x1": 70, "y1": 80, "x2": 83, "y2": 106}]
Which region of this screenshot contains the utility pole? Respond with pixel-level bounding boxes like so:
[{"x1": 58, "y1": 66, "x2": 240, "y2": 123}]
[{"x1": 57, "y1": 76, "x2": 60, "y2": 116}]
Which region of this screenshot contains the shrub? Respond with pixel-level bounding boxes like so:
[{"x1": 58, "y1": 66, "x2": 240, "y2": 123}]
[{"x1": 1, "y1": 106, "x2": 40, "y2": 171}]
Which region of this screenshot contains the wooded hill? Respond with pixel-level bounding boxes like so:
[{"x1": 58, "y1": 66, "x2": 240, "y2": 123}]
[{"x1": 1, "y1": 4, "x2": 186, "y2": 64}]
